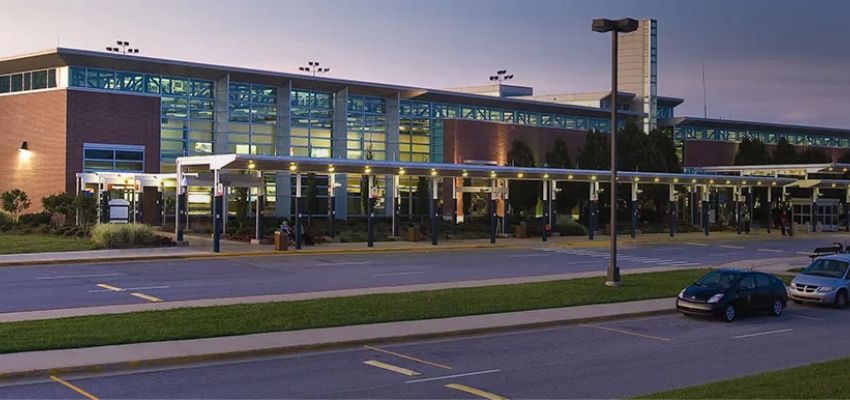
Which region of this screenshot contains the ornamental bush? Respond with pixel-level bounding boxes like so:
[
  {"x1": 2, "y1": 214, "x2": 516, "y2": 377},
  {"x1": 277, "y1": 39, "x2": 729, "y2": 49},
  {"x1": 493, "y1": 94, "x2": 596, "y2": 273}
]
[{"x1": 90, "y1": 223, "x2": 156, "y2": 249}]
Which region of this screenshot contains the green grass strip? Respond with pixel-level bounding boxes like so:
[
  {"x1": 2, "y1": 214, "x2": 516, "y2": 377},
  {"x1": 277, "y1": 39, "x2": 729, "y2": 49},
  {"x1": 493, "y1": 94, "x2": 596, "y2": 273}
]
[
  {"x1": 0, "y1": 269, "x2": 709, "y2": 354},
  {"x1": 636, "y1": 356, "x2": 850, "y2": 399},
  {"x1": 0, "y1": 233, "x2": 96, "y2": 254}
]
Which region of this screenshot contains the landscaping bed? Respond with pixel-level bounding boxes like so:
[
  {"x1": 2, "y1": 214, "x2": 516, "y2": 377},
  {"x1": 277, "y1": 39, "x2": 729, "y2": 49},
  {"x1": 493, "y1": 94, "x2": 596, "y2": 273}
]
[{"x1": 0, "y1": 233, "x2": 96, "y2": 254}]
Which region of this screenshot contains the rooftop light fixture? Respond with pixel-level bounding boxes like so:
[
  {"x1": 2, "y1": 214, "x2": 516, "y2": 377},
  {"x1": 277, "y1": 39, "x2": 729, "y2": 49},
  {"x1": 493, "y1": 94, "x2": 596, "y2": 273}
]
[
  {"x1": 105, "y1": 40, "x2": 140, "y2": 55},
  {"x1": 299, "y1": 61, "x2": 331, "y2": 77},
  {"x1": 489, "y1": 69, "x2": 514, "y2": 83}
]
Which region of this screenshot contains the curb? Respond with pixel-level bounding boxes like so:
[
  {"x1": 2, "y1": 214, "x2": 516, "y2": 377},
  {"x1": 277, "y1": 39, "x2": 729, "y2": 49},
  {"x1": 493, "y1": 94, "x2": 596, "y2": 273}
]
[{"x1": 0, "y1": 306, "x2": 676, "y2": 381}]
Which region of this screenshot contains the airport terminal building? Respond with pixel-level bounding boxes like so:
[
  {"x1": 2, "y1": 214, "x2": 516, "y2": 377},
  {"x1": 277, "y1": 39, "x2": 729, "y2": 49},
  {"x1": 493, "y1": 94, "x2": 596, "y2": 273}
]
[{"x1": 2, "y1": 19, "x2": 850, "y2": 221}]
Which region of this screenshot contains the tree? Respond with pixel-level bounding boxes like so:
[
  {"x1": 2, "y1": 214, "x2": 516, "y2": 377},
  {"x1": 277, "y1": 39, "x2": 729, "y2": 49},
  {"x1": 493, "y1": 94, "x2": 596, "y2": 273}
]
[
  {"x1": 797, "y1": 146, "x2": 831, "y2": 163},
  {"x1": 507, "y1": 139, "x2": 540, "y2": 216},
  {"x1": 734, "y1": 137, "x2": 772, "y2": 165},
  {"x1": 838, "y1": 151, "x2": 850, "y2": 164},
  {"x1": 577, "y1": 130, "x2": 610, "y2": 170},
  {"x1": 73, "y1": 194, "x2": 97, "y2": 225},
  {"x1": 232, "y1": 188, "x2": 250, "y2": 221},
  {"x1": 616, "y1": 122, "x2": 646, "y2": 172},
  {"x1": 772, "y1": 137, "x2": 797, "y2": 164},
  {"x1": 1, "y1": 189, "x2": 31, "y2": 223},
  {"x1": 545, "y1": 137, "x2": 576, "y2": 215}
]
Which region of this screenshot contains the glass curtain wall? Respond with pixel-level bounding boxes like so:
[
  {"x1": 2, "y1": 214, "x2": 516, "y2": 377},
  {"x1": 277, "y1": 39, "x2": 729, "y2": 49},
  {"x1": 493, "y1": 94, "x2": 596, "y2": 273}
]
[
  {"x1": 228, "y1": 83, "x2": 278, "y2": 155},
  {"x1": 290, "y1": 89, "x2": 333, "y2": 158},
  {"x1": 347, "y1": 95, "x2": 387, "y2": 161},
  {"x1": 158, "y1": 77, "x2": 215, "y2": 171}
]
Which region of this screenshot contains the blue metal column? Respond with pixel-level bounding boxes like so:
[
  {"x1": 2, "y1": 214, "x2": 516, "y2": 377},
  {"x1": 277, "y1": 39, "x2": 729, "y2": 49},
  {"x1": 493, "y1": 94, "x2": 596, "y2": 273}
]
[
  {"x1": 392, "y1": 175, "x2": 399, "y2": 238},
  {"x1": 295, "y1": 173, "x2": 302, "y2": 250},
  {"x1": 812, "y1": 188, "x2": 819, "y2": 233},
  {"x1": 430, "y1": 177, "x2": 438, "y2": 245},
  {"x1": 451, "y1": 178, "x2": 458, "y2": 235},
  {"x1": 735, "y1": 187, "x2": 743, "y2": 235},
  {"x1": 702, "y1": 185, "x2": 710, "y2": 236},
  {"x1": 588, "y1": 181, "x2": 598, "y2": 240},
  {"x1": 542, "y1": 180, "x2": 549, "y2": 242},
  {"x1": 766, "y1": 186, "x2": 772, "y2": 234},
  {"x1": 746, "y1": 187, "x2": 754, "y2": 233},
  {"x1": 328, "y1": 173, "x2": 336, "y2": 238},
  {"x1": 846, "y1": 189, "x2": 850, "y2": 232},
  {"x1": 490, "y1": 179, "x2": 497, "y2": 244},
  {"x1": 669, "y1": 184, "x2": 676, "y2": 238},
  {"x1": 212, "y1": 170, "x2": 222, "y2": 253},
  {"x1": 367, "y1": 175, "x2": 374, "y2": 248},
  {"x1": 630, "y1": 182, "x2": 638, "y2": 239}
]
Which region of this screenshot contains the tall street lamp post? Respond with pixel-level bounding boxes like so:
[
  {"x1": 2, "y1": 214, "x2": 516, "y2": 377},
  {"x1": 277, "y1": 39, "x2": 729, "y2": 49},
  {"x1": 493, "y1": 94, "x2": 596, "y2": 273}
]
[{"x1": 592, "y1": 18, "x2": 638, "y2": 287}]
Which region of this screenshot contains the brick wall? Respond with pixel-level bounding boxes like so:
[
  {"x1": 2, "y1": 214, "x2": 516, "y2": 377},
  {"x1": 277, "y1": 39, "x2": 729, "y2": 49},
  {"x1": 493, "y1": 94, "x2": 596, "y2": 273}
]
[{"x1": 0, "y1": 90, "x2": 68, "y2": 212}]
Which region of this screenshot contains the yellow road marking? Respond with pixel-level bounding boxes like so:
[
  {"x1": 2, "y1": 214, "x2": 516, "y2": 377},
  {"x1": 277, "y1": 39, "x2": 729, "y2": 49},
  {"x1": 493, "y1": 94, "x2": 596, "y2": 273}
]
[
  {"x1": 363, "y1": 360, "x2": 421, "y2": 376},
  {"x1": 49, "y1": 375, "x2": 99, "y2": 400},
  {"x1": 130, "y1": 292, "x2": 163, "y2": 302},
  {"x1": 445, "y1": 383, "x2": 508, "y2": 400},
  {"x1": 96, "y1": 283, "x2": 124, "y2": 292},
  {"x1": 580, "y1": 323, "x2": 672, "y2": 342},
  {"x1": 363, "y1": 345, "x2": 453, "y2": 370}
]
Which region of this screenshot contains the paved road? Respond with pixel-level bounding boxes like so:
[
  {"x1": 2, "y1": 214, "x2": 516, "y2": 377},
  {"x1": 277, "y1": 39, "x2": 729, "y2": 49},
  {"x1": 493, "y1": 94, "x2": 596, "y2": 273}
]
[
  {"x1": 3, "y1": 303, "x2": 848, "y2": 399},
  {"x1": 0, "y1": 235, "x2": 842, "y2": 313}
]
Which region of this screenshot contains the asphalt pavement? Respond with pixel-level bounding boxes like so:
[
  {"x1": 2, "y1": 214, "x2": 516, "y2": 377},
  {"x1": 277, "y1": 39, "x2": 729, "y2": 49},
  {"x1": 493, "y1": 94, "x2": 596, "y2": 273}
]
[
  {"x1": 0, "y1": 235, "x2": 840, "y2": 313},
  {"x1": 2, "y1": 303, "x2": 847, "y2": 399}
]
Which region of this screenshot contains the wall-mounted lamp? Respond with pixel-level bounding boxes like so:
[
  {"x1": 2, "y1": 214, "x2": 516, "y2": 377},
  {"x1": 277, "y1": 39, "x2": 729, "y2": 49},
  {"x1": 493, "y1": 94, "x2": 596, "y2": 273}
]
[{"x1": 20, "y1": 141, "x2": 29, "y2": 151}]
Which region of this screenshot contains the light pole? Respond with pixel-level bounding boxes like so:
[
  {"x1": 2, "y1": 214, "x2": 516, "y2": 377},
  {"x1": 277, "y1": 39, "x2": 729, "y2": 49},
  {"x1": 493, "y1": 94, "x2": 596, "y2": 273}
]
[
  {"x1": 105, "y1": 40, "x2": 139, "y2": 55},
  {"x1": 299, "y1": 61, "x2": 330, "y2": 77},
  {"x1": 489, "y1": 70, "x2": 514, "y2": 83},
  {"x1": 592, "y1": 18, "x2": 639, "y2": 287}
]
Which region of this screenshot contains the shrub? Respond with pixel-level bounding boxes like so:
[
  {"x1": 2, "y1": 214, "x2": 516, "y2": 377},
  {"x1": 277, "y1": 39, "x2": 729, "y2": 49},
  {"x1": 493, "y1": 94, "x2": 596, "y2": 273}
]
[
  {"x1": 557, "y1": 219, "x2": 588, "y2": 236},
  {"x1": 90, "y1": 223, "x2": 157, "y2": 249},
  {"x1": 42, "y1": 193, "x2": 75, "y2": 220},
  {"x1": 19, "y1": 212, "x2": 52, "y2": 227},
  {"x1": 1, "y1": 189, "x2": 31, "y2": 223},
  {"x1": 0, "y1": 210, "x2": 13, "y2": 232}
]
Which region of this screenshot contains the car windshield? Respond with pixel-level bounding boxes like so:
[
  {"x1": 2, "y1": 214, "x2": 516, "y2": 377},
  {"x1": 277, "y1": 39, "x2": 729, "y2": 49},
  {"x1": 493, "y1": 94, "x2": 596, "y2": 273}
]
[
  {"x1": 802, "y1": 259, "x2": 849, "y2": 279},
  {"x1": 695, "y1": 271, "x2": 741, "y2": 289}
]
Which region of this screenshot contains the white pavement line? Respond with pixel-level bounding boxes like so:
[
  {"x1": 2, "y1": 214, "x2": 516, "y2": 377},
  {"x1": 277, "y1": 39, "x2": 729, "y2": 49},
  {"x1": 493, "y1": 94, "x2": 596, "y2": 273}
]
[
  {"x1": 785, "y1": 313, "x2": 825, "y2": 321},
  {"x1": 579, "y1": 323, "x2": 672, "y2": 342},
  {"x1": 565, "y1": 261, "x2": 598, "y2": 265},
  {"x1": 661, "y1": 261, "x2": 698, "y2": 266},
  {"x1": 796, "y1": 251, "x2": 814, "y2": 256},
  {"x1": 757, "y1": 248, "x2": 784, "y2": 253},
  {"x1": 733, "y1": 328, "x2": 793, "y2": 339},
  {"x1": 685, "y1": 242, "x2": 709, "y2": 247},
  {"x1": 37, "y1": 273, "x2": 120, "y2": 280},
  {"x1": 709, "y1": 252, "x2": 740, "y2": 257},
  {"x1": 720, "y1": 245, "x2": 746, "y2": 250},
  {"x1": 509, "y1": 254, "x2": 552, "y2": 258},
  {"x1": 314, "y1": 261, "x2": 371, "y2": 266},
  {"x1": 406, "y1": 369, "x2": 501, "y2": 384},
  {"x1": 371, "y1": 271, "x2": 429, "y2": 277},
  {"x1": 363, "y1": 360, "x2": 420, "y2": 377},
  {"x1": 89, "y1": 285, "x2": 171, "y2": 293},
  {"x1": 130, "y1": 292, "x2": 164, "y2": 303}
]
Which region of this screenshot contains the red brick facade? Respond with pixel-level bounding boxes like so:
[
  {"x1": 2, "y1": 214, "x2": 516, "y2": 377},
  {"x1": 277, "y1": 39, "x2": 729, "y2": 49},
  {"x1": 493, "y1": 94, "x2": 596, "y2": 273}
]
[{"x1": 0, "y1": 90, "x2": 68, "y2": 212}]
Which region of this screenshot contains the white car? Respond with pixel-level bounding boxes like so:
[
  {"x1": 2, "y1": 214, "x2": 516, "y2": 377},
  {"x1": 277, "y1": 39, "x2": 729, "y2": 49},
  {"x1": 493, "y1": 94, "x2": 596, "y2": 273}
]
[{"x1": 789, "y1": 254, "x2": 850, "y2": 309}]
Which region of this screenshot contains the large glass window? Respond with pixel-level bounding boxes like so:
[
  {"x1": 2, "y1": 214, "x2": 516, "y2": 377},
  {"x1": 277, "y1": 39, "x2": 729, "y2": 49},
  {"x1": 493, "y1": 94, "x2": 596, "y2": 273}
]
[
  {"x1": 347, "y1": 95, "x2": 386, "y2": 160},
  {"x1": 290, "y1": 88, "x2": 333, "y2": 158},
  {"x1": 82, "y1": 144, "x2": 144, "y2": 172},
  {"x1": 228, "y1": 83, "x2": 277, "y2": 156}
]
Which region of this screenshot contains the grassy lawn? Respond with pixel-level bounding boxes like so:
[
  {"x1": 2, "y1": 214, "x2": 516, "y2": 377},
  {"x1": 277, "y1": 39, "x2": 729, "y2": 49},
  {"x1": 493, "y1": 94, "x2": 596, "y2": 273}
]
[
  {"x1": 0, "y1": 233, "x2": 96, "y2": 254},
  {"x1": 637, "y1": 357, "x2": 850, "y2": 399},
  {"x1": 0, "y1": 268, "x2": 709, "y2": 354}
]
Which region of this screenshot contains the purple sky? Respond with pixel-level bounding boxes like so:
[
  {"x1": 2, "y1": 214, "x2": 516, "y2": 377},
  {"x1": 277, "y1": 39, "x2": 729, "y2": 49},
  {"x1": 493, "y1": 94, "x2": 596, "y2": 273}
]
[{"x1": 2, "y1": 0, "x2": 848, "y2": 128}]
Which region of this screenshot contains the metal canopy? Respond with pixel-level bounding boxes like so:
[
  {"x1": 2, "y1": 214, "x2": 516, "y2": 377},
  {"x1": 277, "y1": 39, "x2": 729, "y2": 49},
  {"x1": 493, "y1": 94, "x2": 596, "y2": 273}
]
[
  {"x1": 177, "y1": 154, "x2": 797, "y2": 188},
  {"x1": 699, "y1": 163, "x2": 850, "y2": 177}
]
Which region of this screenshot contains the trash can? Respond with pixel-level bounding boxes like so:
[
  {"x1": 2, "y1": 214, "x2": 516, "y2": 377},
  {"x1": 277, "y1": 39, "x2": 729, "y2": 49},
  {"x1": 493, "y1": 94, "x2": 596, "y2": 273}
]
[{"x1": 274, "y1": 231, "x2": 290, "y2": 251}]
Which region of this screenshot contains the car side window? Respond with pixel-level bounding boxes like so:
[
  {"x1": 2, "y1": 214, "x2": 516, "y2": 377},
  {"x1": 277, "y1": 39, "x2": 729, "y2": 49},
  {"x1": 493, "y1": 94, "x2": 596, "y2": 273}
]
[
  {"x1": 739, "y1": 275, "x2": 755, "y2": 289},
  {"x1": 755, "y1": 274, "x2": 771, "y2": 288}
]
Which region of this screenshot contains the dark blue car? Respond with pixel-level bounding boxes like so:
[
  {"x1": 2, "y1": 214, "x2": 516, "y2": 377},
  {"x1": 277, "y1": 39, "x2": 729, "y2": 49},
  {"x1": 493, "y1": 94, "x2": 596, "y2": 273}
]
[{"x1": 676, "y1": 269, "x2": 788, "y2": 322}]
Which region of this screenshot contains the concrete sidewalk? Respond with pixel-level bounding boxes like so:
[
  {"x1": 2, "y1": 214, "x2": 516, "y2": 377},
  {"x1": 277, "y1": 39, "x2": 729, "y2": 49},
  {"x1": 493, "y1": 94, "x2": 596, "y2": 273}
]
[
  {"x1": 0, "y1": 230, "x2": 796, "y2": 267},
  {"x1": 0, "y1": 297, "x2": 675, "y2": 379}
]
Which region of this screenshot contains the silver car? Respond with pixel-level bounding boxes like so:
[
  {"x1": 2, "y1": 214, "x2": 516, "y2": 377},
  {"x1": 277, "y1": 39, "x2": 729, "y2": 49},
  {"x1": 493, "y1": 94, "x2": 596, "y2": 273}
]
[{"x1": 789, "y1": 254, "x2": 850, "y2": 309}]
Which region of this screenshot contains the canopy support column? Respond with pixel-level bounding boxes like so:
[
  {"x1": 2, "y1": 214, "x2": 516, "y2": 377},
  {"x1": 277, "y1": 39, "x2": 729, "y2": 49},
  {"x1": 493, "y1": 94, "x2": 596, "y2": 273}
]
[
  {"x1": 735, "y1": 186, "x2": 742, "y2": 235},
  {"x1": 589, "y1": 181, "x2": 599, "y2": 240},
  {"x1": 451, "y1": 178, "x2": 458, "y2": 235},
  {"x1": 669, "y1": 184, "x2": 676, "y2": 237},
  {"x1": 431, "y1": 177, "x2": 439, "y2": 245},
  {"x1": 702, "y1": 185, "x2": 710, "y2": 236},
  {"x1": 212, "y1": 169, "x2": 223, "y2": 253},
  {"x1": 176, "y1": 165, "x2": 186, "y2": 243},
  {"x1": 490, "y1": 178, "x2": 497, "y2": 244},
  {"x1": 392, "y1": 175, "x2": 400, "y2": 238},
  {"x1": 812, "y1": 187, "x2": 820, "y2": 233},
  {"x1": 630, "y1": 183, "x2": 638, "y2": 239},
  {"x1": 295, "y1": 173, "x2": 302, "y2": 249},
  {"x1": 253, "y1": 172, "x2": 265, "y2": 244},
  {"x1": 367, "y1": 175, "x2": 375, "y2": 248},
  {"x1": 766, "y1": 186, "x2": 772, "y2": 234},
  {"x1": 542, "y1": 180, "x2": 549, "y2": 242},
  {"x1": 328, "y1": 173, "x2": 336, "y2": 238}
]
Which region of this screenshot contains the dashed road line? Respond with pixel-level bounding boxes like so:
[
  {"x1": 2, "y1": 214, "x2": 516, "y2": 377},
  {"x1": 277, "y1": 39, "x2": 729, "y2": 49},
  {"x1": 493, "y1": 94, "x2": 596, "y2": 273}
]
[
  {"x1": 364, "y1": 360, "x2": 421, "y2": 376},
  {"x1": 315, "y1": 261, "x2": 371, "y2": 266},
  {"x1": 720, "y1": 245, "x2": 745, "y2": 250},
  {"x1": 130, "y1": 292, "x2": 163, "y2": 302},
  {"x1": 406, "y1": 369, "x2": 501, "y2": 384},
  {"x1": 733, "y1": 328, "x2": 793, "y2": 339},
  {"x1": 89, "y1": 285, "x2": 170, "y2": 293},
  {"x1": 363, "y1": 345, "x2": 453, "y2": 370},
  {"x1": 685, "y1": 242, "x2": 709, "y2": 247},
  {"x1": 784, "y1": 313, "x2": 824, "y2": 321},
  {"x1": 49, "y1": 375, "x2": 99, "y2": 400},
  {"x1": 95, "y1": 283, "x2": 124, "y2": 292},
  {"x1": 445, "y1": 383, "x2": 508, "y2": 400},
  {"x1": 757, "y1": 248, "x2": 784, "y2": 253},
  {"x1": 580, "y1": 323, "x2": 672, "y2": 342},
  {"x1": 371, "y1": 271, "x2": 429, "y2": 277},
  {"x1": 509, "y1": 254, "x2": 552, "y2": 258}
]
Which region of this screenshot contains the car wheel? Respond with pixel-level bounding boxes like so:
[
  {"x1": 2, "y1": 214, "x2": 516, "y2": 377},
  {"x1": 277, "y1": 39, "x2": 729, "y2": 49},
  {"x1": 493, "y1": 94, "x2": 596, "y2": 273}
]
[
  {"x1": 770, "y1": 298, "x2": 784, "y2": 316},
  {"x1": 835, "y1": 291, "x2": 847, "y2": 310},
  {"x1": 723, "y1": 304, "x2": 736, "y2": 322}
]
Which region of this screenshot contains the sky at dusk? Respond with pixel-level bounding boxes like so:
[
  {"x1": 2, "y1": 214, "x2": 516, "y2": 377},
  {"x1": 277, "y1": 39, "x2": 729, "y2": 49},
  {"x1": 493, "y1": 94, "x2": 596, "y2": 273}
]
[{"x1": 2, "y1": 0, "x2": 848, "y2": 128}]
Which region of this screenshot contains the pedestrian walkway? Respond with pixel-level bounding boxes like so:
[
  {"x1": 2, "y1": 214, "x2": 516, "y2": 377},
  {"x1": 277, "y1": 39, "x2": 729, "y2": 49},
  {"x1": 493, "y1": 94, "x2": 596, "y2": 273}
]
[{"x1": 0, "y1": 297, "x2": 675, "y2": 378}]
